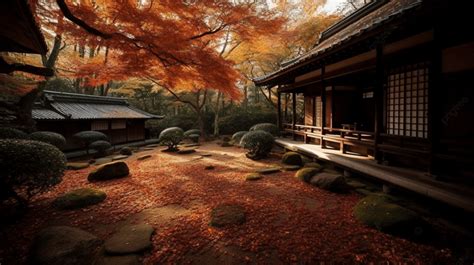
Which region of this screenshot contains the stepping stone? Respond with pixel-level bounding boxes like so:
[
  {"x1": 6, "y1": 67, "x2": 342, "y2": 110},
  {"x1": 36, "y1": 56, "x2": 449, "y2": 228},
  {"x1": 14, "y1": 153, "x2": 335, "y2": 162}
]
[
  {"x1": 137, "y1": 154, "x2": 152, "y2": 161},
  {"x1": 256, "y1": 167, "x2": 281, "y2": 175},
  {"x1": 88, "y1": 161, "x2": 130, "y2": 181},
  {"x1": 282, "y1": 165, "x2": 301, "y2": 171},
  {"x1": 210, "y1": 204, "x2": 246, "y2": 227},
  {"x1": 94, "y1": 157, "x2": 113, "y2": 165},
  {"x1": 53, "y1": 188, "x2": 106, "y2": 210},
  {"x1": 112, "y1": 155, "x2": 129, "y2": 161},
  {"x1": 95, "y1": 254, "x2": 140, "y2": 265},
  {"x1": 245, "y1": 173, "x2": 262, "y2": 181},
  {"x1": 310, "y1": 172, "x2": 349, "y2": 192},
  {"x1": 30, "y1": 226, "x2": 102, "y2": 265},
  {"x1": 205, "y1": 165, "x2": 215, "y2": 170},
  {"x1": 105, "y1": 224, "x2": 154, "y2": 255},
  {"x1": 177, "y1": 148, "x2": 196, "y2": 154},
  {"x1": 140, "y1": 147, "x2": 154, "y2": 151},
  {"x1": 67, "y1": 162, "x2": 89, "y2": 170}
]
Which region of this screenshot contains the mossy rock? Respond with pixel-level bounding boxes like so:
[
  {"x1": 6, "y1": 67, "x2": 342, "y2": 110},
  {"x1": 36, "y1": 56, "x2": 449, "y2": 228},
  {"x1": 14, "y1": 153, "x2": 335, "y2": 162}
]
[
  {"x1": 67, "y1": 162, "x2": 90, "y2": 170},
  {"x1": 256, "y1": 167, "x2": 281, "y2": 175},
  {"x1": 245, "y1": 173, "x2": 263, "y2": 181},
  {"x1": 295, "y1": 167, "x2": 321, "y2": 183},
  {"x1": 354, "y1": 194, "x2": 429, "y2": 238},
  {"x1": 281, "y1": 152, "x2": 303, "y2": 166},
  {"x1": 53, "y1": 188, "x2": 106, "y2": 210},
  {"x1": 309, "y1": 172, "x2": 349, "y2": 193},
  {"x1": 304, "y1": 162, "x2": 323, "y2": 170},
  {"x1": 88, "y1": 161, "x2": 129, "y2": 181},
  {"x1": 119, "y1": 147, "x2": 133, "y2": 156},
  {"x1": 205, "y1": 165, "x2": 215, "y2": 170},
  {"x1": 210, "y1": 204, "x2": 246, "y2": 227}
]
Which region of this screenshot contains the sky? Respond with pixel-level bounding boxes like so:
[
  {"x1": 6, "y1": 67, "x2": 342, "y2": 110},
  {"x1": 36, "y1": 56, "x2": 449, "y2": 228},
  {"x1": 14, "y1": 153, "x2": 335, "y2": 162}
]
[{"x1": 321, "y1": 0, "x2": 346, "y2": 13}]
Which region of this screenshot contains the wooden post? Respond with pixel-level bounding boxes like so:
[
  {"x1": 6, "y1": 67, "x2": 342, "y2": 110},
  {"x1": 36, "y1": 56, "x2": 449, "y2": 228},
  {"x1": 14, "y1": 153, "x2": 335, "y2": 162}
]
[
  {"x1": 292, "y1": 92, "x2": 297, "y2": 140},
  {"x1": 277, "y1": 89, "x2": 282, "y2": 130},
  {"x1": 312, "y1": 96, "x2": 316, "y2": 126},
  {"x1": 374, "y1": 44, "x2": 384, "y2": 162},
  {"x1": 331, "y1": 85, "x2": 335, "y2": 129},
  {"x1": 321, "y1": 65, "x2": 326, "y2": 148}
]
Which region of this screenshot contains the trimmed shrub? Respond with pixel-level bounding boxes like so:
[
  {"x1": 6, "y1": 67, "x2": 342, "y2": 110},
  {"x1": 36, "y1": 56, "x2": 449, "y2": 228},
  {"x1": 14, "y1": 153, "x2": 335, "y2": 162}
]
[
  {"x1": 231, "y1": 131, "x2": 247, "y2": 145},
  {"x1": 249, "y1": 123, "x2": 280, "y2": 136},
  {"x1": 239, "y1": 130, "x2": 274, "y2": 160},
  {"x1": 282, "y1": 152, "x2": 303, "y2": 166},
  {"x1": 120, "y1": 147, "x2": 133, "y2": 156},
  {"x1": 158, "y1": 127, "x2": 184, "y2": 151},
  {"x1": 188, "y1": 134, "x2": 200, "y2": 143},
  {"x1": 30, "y1": 131, "x2": 66, "y2": 150},
  {"x1": 0, "y1": 127, "x2": 28, "y2": 140},
  {"x1": 0, "y1": 139, "x2": 66, "y2": 206},
  {"x1": 73, "y1": 131, "x2": 108, "y2": 153},
  {"x1": 89, "y1": 140, "x2": 112, "y2": 158},
  {"x1": 184, "y1": 129, "x2": 201, "y2": 137}
]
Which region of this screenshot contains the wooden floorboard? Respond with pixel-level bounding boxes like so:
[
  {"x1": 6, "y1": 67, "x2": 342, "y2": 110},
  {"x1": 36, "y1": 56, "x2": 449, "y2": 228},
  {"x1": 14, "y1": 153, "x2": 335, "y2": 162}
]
[{"x1": 276, "y1": 137, "x2": 474, "y2": 212}]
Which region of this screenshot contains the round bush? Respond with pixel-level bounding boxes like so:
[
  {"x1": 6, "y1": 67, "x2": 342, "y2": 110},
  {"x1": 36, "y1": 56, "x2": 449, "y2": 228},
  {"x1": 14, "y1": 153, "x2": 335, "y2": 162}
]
[
  {"x1": 0, "y1": 127, "x2": 28, "y2": 140},
  {"x1": 89, "y1": 140, "x2": 111, "y2": 157},
  {"x1": 73, "y1": 131, "x2": 108, "y2": 145},
  {"x1": 30, "y1": 131, "x2": 66, "y2": 150},
  {"x1": 249, "y1": 123, "x2": 280, "y2": 136},
  {"x1": 184, "y1": 129, "x2": 201, "y2": 137},
  {"x1": 0, "y1": 139, "x2": 66, "y2": 205},
  {"x1": 158, "y1": 127, "x2": 184, "y2": 151},
  {"x1": 188, "y1": 134, "x2": 200, "y2": 143},
  {"x1": 231, "y1": 131, "x2": 247, "y2": 145},
  {"x1": 282, "y1": 152, "x2": 303, "y2": 166},
  {"x1": 239, "y1": 130, "x2": 274, "y2": 160}
]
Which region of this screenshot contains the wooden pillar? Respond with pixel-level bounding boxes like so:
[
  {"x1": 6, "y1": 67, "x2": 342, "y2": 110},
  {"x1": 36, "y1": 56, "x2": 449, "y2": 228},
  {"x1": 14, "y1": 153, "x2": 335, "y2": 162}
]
[
  {"x1": 374, "y1": 44, "x2": 384, "y2": 162},
  {"x1": 428, "y1": 27, "x2": 442, "y2": 177},
  {"x1": 312, "y1": 96, "x2": 316, "y2": 126},
  {"x1": 331, "y1": 85, "x2": 335, "y2": 129},
  {"x1": 321, "y1": 65, "x2": 326, "y2": 148},
  {"x1": 277, "y1": 90, "x2": 282, "y2": 130},
  {"x1": 292, "y1": 92, "x2": 296, "y2": 139}
]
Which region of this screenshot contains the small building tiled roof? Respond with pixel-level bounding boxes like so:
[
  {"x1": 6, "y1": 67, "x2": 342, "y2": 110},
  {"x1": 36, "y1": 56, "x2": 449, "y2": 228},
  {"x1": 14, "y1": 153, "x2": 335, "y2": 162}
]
[
  {"x1": 254, "y1": 0, "x2": 422, "y2": 85},
  {"x1": 33, "y1": 90, "x2": 163, "y2": 120}
]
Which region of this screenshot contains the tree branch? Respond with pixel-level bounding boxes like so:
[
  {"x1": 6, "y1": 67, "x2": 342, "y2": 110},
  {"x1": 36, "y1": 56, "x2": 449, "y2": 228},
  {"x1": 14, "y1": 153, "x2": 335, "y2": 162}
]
[{"x1": 0, "y1": 57, "x2": 54, "y2": 77}]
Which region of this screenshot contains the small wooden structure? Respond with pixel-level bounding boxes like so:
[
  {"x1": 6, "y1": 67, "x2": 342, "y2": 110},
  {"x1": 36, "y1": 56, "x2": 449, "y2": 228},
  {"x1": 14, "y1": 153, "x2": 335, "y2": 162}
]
[
  {"x1": 33, "y1": 90, "x2": 163, "y2": 150},
  {"x1": 254, "y1": 0, "x2": 474, "y2": 181}
]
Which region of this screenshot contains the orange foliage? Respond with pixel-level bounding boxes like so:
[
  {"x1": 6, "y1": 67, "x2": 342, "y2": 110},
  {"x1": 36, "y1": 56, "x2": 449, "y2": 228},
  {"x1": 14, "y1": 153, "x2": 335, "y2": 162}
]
[{"x1": 32, "y1": 0, "x2": 286, "y2": 99}]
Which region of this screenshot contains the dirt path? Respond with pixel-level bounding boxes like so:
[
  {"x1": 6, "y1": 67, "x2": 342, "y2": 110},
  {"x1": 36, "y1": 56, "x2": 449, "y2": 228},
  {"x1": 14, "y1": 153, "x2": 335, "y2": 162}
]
[{"x1": 0, "y1": 142, "x2": 454, "y2": 264}]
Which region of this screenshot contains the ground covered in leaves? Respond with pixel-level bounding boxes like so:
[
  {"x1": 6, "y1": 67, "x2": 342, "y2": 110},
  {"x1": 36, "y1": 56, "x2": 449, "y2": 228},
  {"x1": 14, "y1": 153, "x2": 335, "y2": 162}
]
[{"x1": 0, "y1": 142, "x2": 455, "y2": 264}]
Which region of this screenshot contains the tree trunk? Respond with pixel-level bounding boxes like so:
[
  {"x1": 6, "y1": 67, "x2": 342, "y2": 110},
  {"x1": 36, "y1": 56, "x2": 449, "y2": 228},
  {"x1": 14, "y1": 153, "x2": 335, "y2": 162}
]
[{"x1": 213, "y1": 92, "x2": 222, "y2": 136}]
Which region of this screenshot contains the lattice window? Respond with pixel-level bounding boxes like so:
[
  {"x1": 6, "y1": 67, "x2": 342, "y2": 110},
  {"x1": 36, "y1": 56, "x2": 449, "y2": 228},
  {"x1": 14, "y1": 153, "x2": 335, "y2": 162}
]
[
  {"x1": 386, "y1": 62, "x2": 429, "y2": 138},
  {"x1": 315, "y1": 96, "x2": 322, "y2": 127}
]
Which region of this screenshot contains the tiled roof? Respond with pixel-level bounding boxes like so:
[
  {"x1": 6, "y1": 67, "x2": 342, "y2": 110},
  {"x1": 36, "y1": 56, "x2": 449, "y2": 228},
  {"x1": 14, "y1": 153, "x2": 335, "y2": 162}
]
[
  {"x1": 33, "y1": 90, "x2": 163, "y2": 120},
  {"x1": 254, "y1": 0, "x2": 422, "y2": 85}
]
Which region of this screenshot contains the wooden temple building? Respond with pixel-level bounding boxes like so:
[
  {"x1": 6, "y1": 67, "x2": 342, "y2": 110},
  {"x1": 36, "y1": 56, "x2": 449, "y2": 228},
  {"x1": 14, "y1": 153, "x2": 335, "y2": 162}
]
[
  {"x1": 33, "y1": 91, "x2": 162, "y2": 150},
  {"x1": 255, "y1": 0, "x2": 474, "y2": 183}
]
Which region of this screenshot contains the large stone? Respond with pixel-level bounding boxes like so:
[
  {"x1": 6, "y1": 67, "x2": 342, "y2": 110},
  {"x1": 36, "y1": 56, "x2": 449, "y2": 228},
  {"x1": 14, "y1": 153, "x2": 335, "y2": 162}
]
[
  {"x1": 210, "y1": 204, "x2": 246, "y2": 227},
  {"x1": 88, "y1": 161, "x2": 129, "y2": 181},
  {"x1": 104, "y1": 224, "x2": 154, "y2": 255},
  {"x1": 295, "y1": 167, "x2": 321, "y2": 183},
  {"x1": 53, "y1": 188, "x2": 107, "y2": 210},
  {"x1": 67, "y1": 162, "x2": 90, "y2": 170},
  {"x1": 30, "y1": 226, "x2": 103, "y2": 265},
  {"x1": 353, "y1": 194, "x2": 428, "y2": 238},
  {"x1": 281, "y1": 152, "x2": 303, "y2": 166},
  {"x1": 309, "y1": 172, "x2": 349, "y2": 193}
]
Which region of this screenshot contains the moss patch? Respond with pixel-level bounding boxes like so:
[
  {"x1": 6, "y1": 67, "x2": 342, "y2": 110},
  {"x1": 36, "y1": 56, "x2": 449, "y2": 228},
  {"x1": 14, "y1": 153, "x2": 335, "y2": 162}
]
[
  {"x1": 295, "y1": 167, "x2": 321, "y2": 183},
  {"x1": 282, "y1": 165, "x2": 301, "y2": 171},
  {"x1": 210, "y1": 204, "x2": 246, "y2": 227},
  {"x1": 53, "y1": 188, "x2": 106, "y2": 210},
  {"x1": 281, "y1": 152, "x2": 303, "y2": 166}
]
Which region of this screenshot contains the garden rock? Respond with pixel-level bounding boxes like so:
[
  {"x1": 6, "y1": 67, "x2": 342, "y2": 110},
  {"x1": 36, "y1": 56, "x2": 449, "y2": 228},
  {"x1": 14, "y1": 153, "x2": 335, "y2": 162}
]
[
  {"x1": 295, "y1": 167, "x2": 321, "y2": 183},
  {"x1": 94, "y1": 157, "x2": 113, "y2": 165},
  {"x1": 137, "y1": 155, "x2": 152, "y2": 161},
  {"x1": 309, "y1": 172, "x2": 349, "y2": 193},
  {"x1": 112, "y1": 155, "x2": 129, "y2": 161},
  {"x1": 104, "y1": 224, "x2": 154, "y2": 254},
  {"x1": 30, "y1": 226, "x2": 102, "y2": 265},
  {"x1": 88, "y1": 161, "x2": 129, "y2": 181},
  {"x1": 53, "y1": 188, "x2": 106, "y2": 210},
  {"x1": 120, "y1": 147, "x2": 133, "y2": 156},
  {"x1": 67, "y1": 162, "x2": 90, "y2": 170},
  {"x1": 354, "y1": 194, "x2": 428, "y2": 238},
  {"x1": 210, "y1": 204, "x2": 246, "y2": 227},
  {"x1": 256, "y1": 167, "x2": 280, "y2": 175},
  {"x1": 281, "y1": 152, "x2": 303, "y2": 166},
  {"x1": 303, "y1": 162, "x2": 323, "y2": 170},
  {"x1": 245, "y1": 173, "x2": 262, "y2": 181}
]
